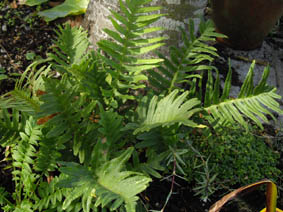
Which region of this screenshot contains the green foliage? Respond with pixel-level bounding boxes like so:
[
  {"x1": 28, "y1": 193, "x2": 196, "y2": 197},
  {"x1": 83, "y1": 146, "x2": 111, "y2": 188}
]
[
  {"x1": 193, "y1": 156, "x2": 218, "y2": 203},
  {"x1": 94, "y1": 148, "x2": 151, "y2": 212},
  {"x1": 148, "y1": 19, "x2": 226, "y2": 94},
  {"x1": 24, "y1": 0, "x2": 89, "y2": 22},
  {"x1": 192, "y1": 127, "x2": 280, "y2": 188},
  {"x1": 37, "y1": 74, "x2": 98, "y2": 164},
  {"x1": 0, "y1": 59, "x2": 52, "y2": 115},
  {"x1": 0, "y1": 109, "x2": 27, "y2": 146},
  {"x1": 34, "y1": 175, "x2": 82, "y2": 211},
  {"x1": 11, "y1": 119, "x2": 40, "y2": 208},
  {"x1": 57, "y1": 148, "x2": 151, "y2": 212},
  {"x1": 0, "y1": 0, "x2": 282, "y2": 211},
  {"x1": 48, "y1": 23, "x2": 90, "y2": 71},
  {"x1": 0, "y1": 68, "x2": 8, "y2": 81},
  {"x1": 0, "y1": 187, "x2": 11, "y2": 207},
  {"x1": 203, "y1": 61, "x2": 283, "y2": 130},
  {"x1": 134, "y1": 89, "x2": 202, "y2": 134},
  {"x1": 0, "y1": 117, "x2": 42, "y2": 212},
  {"x1": 97, "y1": 0, "x2": 166, "y2": 101},
  {"x1": 97, "y1": 107, "x2": 124, "y2": 154},
  {"x1": 23, "y1": 0, "x2": 49, "y2": 6}
]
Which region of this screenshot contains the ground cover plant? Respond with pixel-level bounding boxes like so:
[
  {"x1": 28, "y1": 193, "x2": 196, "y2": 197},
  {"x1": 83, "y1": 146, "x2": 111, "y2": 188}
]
[{"x1": 0, "y1": 0, "x2": 282, "y2": 211}]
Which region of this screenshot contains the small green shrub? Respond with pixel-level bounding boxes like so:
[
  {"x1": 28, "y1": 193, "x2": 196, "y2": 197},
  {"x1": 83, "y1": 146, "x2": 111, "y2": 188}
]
[{"x1": 192, "y1": 127, "x2": 280, "y2": 186}]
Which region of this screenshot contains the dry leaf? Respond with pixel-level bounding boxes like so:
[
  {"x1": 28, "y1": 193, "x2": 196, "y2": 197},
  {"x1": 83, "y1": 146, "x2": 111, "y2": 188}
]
[
  {"x1": 10, "y1": 0, "x2": 18, "y2": 8},
  {"x1": 37, "y1": 113, "x2": 59, "y2": 125},
  {"x1": 209, "y1": 180, "x2": 276, "y2": 212}
]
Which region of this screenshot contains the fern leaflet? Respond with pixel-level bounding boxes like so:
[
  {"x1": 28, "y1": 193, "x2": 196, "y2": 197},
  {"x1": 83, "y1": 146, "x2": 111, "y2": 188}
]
[
  {"x1": 47, "y1": 23, "x2": 89, "y2": 73},
  {"x1": 204, "y1": 61, "x2": 283, "y2": 130},
  {"x1": 97, "y1": 0, "x2": 166, "y2": 101},
  {"x1": 57, "y1": 148, "x2": 151, "y2": 212},
  {"x1": 134, "y1": 89, "x2": 202, "y2": 134},
  {"x1": 148, "y1": 19, "x2": 226, "y2": 93}
]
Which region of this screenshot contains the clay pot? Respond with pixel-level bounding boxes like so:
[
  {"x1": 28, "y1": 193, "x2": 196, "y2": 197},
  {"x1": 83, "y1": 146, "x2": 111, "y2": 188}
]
[{"x1": 210, "y1": 0, "x2": 283, "y2": 50}]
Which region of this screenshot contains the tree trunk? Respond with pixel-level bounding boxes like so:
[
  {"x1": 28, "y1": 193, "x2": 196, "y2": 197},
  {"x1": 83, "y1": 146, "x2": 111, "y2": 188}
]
[{"x1": 82, "y1": 0, "x2": 207, "y2": 54}]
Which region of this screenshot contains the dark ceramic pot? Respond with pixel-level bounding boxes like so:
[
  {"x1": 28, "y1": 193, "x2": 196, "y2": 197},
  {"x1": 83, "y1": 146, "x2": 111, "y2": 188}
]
[{"x1": 211, "y1": 0, "x2": 283, "y2": 50}]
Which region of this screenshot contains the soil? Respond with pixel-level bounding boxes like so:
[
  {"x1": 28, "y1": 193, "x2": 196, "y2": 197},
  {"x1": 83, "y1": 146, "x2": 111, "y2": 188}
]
[
  {"x1": 0, "y1": 1, "x2": 282, "y2": 212},
  {"x1": 143, "y1": 178, "x2": 267, "y2": 212},
  {"x1": 0, "y1": 1, "x2": 58, "y2": 94}
]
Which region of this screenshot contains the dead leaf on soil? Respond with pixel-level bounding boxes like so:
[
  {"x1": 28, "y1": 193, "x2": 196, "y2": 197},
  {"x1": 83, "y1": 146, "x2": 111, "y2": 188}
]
[{"x1": 10, "y1": 0, "x2": 18, "y2": 8}]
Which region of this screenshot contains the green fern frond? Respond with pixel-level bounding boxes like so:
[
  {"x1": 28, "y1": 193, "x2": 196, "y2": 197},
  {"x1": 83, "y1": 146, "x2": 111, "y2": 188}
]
[
  {"x1": 16, "y1": 58, "x2": 53, "y2": 92},
  {"x1": 47, "y1": 23, "x2": 89, "y2": 73},
  {"x1": 98, "y1": 107, "x2": 124, "y2": 147},
  {"x1": 0, "y1": 59, "x2": 53, "y2": 117},
  {"x1": 134, "y1": 89, "x2": 202, "y2": 134},
  {"x1": 132, "y1": 148, "x2": 166, "y2": 178},
  {"x1": 37, "y1": 75, "x2": 80, "y2": 137},
  {"x1": 97, "y1": 0, "x2": 166, "y2": 101},
  {"x1": 204, "y1": 61, "x2": 283, "y2": 130},
  {"x1": 56, "y1": 163, "x2": 96, "y2": 212},
  {"x1": 0, "y1": 187, "x2": 12, "y2": 207},
  {"x1": 95, "y1": 147, "x2": 151, "y2": 212},
  {"x1": 148, "y1": 19, "x2": 226, "y2": 93},
  {"x1": 58, "y1": 148, "x2": 151, "y2": 212},
  {"x1": 0, "y1": 109, "x2": 27, "y2": 146},
  {"x1": 67, "y1": 52, "x2": 116, "y2": 105},
  {"x1": 11, "y1": 117, "x2": 41, "y2": 199},
  {"x1": 3, "y1": 89, "x2": 40, "y2": 113},
  {"x1": 45, "y1": 24, "x2": 118, "y2": 106},
  {"x1": 38, "y1": 74, "x2": 98, "y2": 163},
  {"x1": 35, "y1": 175, "x2": 76, "y2": 211},
  {"x1": 34, "y1": 137, "x2": 62, "y2": 173}
]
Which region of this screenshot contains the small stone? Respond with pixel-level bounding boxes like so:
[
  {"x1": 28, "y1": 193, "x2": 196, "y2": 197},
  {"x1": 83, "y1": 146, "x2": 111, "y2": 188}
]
[{"x1": 2, "y1": 24, "x2": 7, "y2": 32}]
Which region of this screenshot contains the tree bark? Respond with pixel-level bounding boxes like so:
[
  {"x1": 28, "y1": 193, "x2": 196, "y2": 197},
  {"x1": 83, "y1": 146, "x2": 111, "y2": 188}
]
[{"x1": 82, "y1": 0, "x2": 207, "y2": 54}]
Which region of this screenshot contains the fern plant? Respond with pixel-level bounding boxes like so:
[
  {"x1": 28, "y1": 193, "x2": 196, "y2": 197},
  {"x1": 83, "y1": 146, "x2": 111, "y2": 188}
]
[
  {"x1": 58, "y1": 148, "x2": 151, "y2": 212},
  {"x1": 148, "y1": 19, "x2": 226, "y2": 94},
  {"x1": 0, "y1": 0, "x2": 282, "y2": 211},
  {"x1": 133, "y1": 89, "x2": 203, "y2": 135},
  {"x1": 0, "y1": 109, "x2": 27, "y2": 146},
  {"x1": 203, "y1": 60, "x2": 283, "y2": 130},
  {"x1": 97, "y1": 0, "x2": 166, "y2": 101}
]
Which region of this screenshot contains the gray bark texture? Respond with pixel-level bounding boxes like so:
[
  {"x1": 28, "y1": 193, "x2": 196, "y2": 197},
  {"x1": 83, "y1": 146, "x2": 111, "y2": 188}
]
[{"x1": 82, "y1": 0, "x2": 207, "y2": 54}]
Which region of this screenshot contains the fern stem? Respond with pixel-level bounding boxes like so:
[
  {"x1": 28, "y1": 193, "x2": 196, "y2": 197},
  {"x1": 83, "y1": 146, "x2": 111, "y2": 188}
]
[
  {"x1": 169, "y1": 72, "x2": 179, "y2": 93},
  {"x1": 168, "y1": 41, "x2": 195, "y2": 93},
  {"x1": 160, "y1": 153, "x2": 176, "y2": 212}
]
